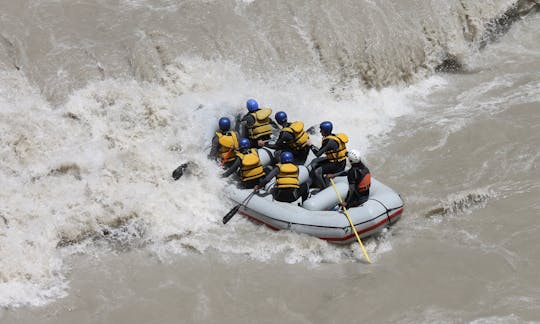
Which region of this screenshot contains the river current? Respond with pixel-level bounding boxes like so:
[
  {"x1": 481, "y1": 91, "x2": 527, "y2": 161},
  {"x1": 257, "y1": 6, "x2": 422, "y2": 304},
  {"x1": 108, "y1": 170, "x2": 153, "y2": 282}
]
[{"x1": 1, "y1": 0, "x2": 539, "y2": 323}]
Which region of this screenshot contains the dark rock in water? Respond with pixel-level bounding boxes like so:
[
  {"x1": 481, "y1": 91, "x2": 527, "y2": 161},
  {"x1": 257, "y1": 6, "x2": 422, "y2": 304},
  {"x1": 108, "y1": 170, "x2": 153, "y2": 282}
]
[
  {"x1": 172, "y1": 163, "x2": 189, "y2": 180},
  {"x1": 435, "y1": 55, "x2": 463, "y2": 73}
]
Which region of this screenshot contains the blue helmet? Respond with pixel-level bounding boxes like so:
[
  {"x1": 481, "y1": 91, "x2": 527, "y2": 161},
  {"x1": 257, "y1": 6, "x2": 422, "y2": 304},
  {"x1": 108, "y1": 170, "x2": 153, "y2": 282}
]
[
  {"x1": 275, "y1": 111, "x2": 287, "y2": 125},
  {"x1": 319, "y1": 121, "x2": 333, "y2": 135},
  {"x1": 218, "y1": 117, "x2": 231, "y2": 131},
  {"x1": 280, "y1": 151, "x2": 294, "y2": 164},
  {"x1": 239, "y1": 138, "x2": 251, "y2": 150},
  {"x1": 246, "y1": 99, "x2": 259, "y2": 112}
]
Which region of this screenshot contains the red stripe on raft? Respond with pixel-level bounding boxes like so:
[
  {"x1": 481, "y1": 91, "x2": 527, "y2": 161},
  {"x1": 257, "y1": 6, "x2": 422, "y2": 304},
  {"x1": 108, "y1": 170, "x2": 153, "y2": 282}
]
[
  {"x1": 323, "y1": 208, "x2": 404, "y2": 242},
  {"x1": 237, "y1": 207, "x2": 404, "y2": 241}
]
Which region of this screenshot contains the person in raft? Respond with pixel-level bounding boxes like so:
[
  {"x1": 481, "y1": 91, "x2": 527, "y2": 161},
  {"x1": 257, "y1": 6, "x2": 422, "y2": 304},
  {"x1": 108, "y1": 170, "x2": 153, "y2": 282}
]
[
  {"x1": 258, "y1": 111, "x2": 310, "y2": 165},
  {"x1": 221, "y1": 138, "x2": 266, "y2": 189},
  {"x1": 209, "y1": 117, "x2": 239, "y2": 168},
  {"x1": 328, "y1": 149, "x2": 371, "y2": 208},
  {"x1": 309, "y1": 121, "x2": 349, "y2": 188},
  {"x1": 255, "y1": 151, "x2": 309, "y2": 203},
  {"x1": 239, "y1": 98, "x2": 278, "y2": 147}
]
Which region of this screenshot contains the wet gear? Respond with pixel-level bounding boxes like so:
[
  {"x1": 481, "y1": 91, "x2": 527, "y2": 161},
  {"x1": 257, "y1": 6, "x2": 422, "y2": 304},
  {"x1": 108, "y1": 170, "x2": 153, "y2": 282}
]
[
  {"x1": 322, "y1": 133, "x2": 348, "y2": 163},
  {"x1": 239, "y1": 137, "x2": 251, "y2": 150},
  {"x1": 348, "y1": 149, "x2": 362, "y2": 164},
  {"x1": 216, "y1": 131, "x2": 239, "y2": 163},
  {"x1": 236, "y1": 148, "x2": 265, "y2": 182},
  {"x1": 280, "y1": 151, "x2": 294, "y2": 164},
  {"x1": 281, "y1": 121, "x2": 309, "y2": 150},
  {"x1": 218, "y1": 117, "x2": 231, "y2": 131},
  {"x1": 246, "y1": 99, "x2": 259, "y2": 112},
  {"x1": 346, "y1": 163, "x2": 371, "y2": 207},
  {"x1": 247, "y1": 108, "x2": 273, "y2": 140},
  {"x1": 319, "y1": 121, "x2": 333, "y2": 135},
  {"x1": 356, "y1": 168, "x2": 371, "y2": 193},
  {"x1": 275, "y1": 111, "x2": 287, "y2": 125},
  {"x1": 276, "y1": 163, "x2": 300, "y2": 189}
]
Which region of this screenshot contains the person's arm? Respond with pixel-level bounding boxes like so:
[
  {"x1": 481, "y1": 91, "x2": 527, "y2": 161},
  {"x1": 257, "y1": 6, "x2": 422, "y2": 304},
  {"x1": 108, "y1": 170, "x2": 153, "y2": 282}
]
[
  {"x1": 269, "y1": 118, "x2": 279, "y2": 129},
  {"x1": 208, "y1": 135, "x2": 220, "y2": 160},
  {"x1": 258, "y1": 167, "x2": 279, "y2": 188},
  {"x1": 315, "y1": 139, "x2": 338, "y2": 158},
  {"x1": 239, "y1": 114, "x2": 255, "y2": 138},
  {"x1": 221, "y1": 158, "x2": 241, "y2": 178},
  {"x1": 342, "y1": 168, "x2": 358, "y2": 206},
  {"x1": 264, "y1": 131, "x2": 292, "y2": 149},
  {"x1": 328, "y1": 169, "x2": 348, "y2": 178}
]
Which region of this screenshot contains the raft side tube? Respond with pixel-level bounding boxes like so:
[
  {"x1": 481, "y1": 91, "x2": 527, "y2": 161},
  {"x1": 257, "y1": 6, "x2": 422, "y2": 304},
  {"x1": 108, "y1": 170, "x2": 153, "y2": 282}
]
[{"x1": 302, "y1": 176, "x2": 348, "y2": 211}]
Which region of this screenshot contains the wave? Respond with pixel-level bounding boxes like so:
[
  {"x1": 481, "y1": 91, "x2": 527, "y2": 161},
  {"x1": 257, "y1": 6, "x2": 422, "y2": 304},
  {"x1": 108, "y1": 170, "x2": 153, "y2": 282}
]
[
  {"x1": 0, "y1": 56, "x2": 425, "y2": 306},
  {"x1": 423, "y1": 188, "x2": 495, "y2": 219},
  {"x1": 0, "y1": 0, "x2": 537, "y2": 102}
]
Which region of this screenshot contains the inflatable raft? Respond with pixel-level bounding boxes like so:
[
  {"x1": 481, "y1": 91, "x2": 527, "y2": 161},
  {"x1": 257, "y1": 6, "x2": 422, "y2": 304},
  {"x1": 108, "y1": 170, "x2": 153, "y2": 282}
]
[{"x1": 225, "y1": 149, "x2": 404, "y2": 244}]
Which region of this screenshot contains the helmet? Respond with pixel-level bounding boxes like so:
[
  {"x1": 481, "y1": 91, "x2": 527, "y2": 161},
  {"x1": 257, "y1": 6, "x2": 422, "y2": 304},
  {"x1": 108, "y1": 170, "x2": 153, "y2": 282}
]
[
  {"x1": 246, "y1": 99, "x2": 259, "y2": 112},
  {"x1": 348, "y1": 149, "x2": 362, "y2": 163},
  {"x1": 280, "y1": 151, "x2": 294, "y2": 164},
  {"x1": 218, "y1": 117, "x2": 231, "y2": 131},
  {"x1": 319, "y1": 121, "x2": 333, "y2": 135},
  {"x1": 239, "y1": 138, "x2": 251, "y2": 150},
  {"x1": 275, "y1": 111, "x2": 287, "y2": 125}
]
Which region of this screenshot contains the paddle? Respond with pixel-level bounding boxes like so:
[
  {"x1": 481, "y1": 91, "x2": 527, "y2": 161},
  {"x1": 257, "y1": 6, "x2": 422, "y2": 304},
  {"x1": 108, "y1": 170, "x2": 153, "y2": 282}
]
[
  {"x1": 329, "y1": 178, "x2": 372, "y2": 263},
  {"x1": 172, "y1": 163, "x2": 189, "y2": 180},
  {"x1": 223, "y1": 190, "x2": 257, "y2": 224}
]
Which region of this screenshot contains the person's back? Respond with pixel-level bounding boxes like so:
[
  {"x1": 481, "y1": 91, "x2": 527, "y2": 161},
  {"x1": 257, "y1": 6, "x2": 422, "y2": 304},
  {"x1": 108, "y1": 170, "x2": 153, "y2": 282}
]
[
  {"x1": 210, "y1": 117, "x2": 239, "y2": 167},
  {"x1": 347, "y1": 163, "x2": 370, "y2": 207},
  {"x1": 329, "y1": 149, "x2": 370, "y2": 208},
  {"x1": 257, "y1": 151, "x2": 308, "y2": 203},
  {"x1": 241, "y1": 99, "x2": 273, "y2": 142},
  {"x1": 264, "y1": 111, "x2": 310, "y2": 164},
  {"x1": 310, "y1": 121, "x2": 348, "y2": 188},
  {"x1": 320, "y1": 133, "x2": 348, "y2": 165},
  {"x1": 236, "y1": 148, "x2": 265, "y2": 182},
  {"x1": 221, "y1": 137, "x2": 265, "y2": 189}
]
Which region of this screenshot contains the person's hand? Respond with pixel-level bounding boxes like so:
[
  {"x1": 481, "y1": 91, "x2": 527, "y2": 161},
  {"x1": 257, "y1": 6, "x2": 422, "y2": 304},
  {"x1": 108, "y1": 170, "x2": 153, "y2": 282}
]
[
  {"x1": 327, "y1": 173, "x2": 335, "y2": 179},
  {"x1": 254, "y1": 185, "x2": 260, "y2": 191},
  {"x1": 306, "y1": 139, "x2": 312, "y2": 146},
  {"x1": 339, "y1": 201, "x2": 347, "y2": 207},
  {"x1": 257, "y1": 140, "x2": 264, "y2": 147}
]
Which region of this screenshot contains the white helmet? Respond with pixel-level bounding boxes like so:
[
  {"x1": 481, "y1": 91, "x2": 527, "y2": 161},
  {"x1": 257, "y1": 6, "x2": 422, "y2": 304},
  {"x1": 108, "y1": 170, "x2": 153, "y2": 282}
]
[{"x1": 348, "y1": 149, "x2": 362, "y2": 163}]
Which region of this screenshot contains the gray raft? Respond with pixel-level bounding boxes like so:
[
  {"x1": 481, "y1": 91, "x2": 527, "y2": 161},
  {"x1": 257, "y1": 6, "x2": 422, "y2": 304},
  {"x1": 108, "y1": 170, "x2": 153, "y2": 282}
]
[{"x1": 226, "y1": 149, "x2": 404, "y2": 244}]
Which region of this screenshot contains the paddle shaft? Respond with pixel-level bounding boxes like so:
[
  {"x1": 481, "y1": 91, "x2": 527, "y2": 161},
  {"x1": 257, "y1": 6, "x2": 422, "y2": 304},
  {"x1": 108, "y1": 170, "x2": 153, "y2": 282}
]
[
  {"x1": 222, "y1": 190, "x2": 257, "y2": 224},
  {"x1": 329, "y1": 178, "x2": 372, "y2": 263}
]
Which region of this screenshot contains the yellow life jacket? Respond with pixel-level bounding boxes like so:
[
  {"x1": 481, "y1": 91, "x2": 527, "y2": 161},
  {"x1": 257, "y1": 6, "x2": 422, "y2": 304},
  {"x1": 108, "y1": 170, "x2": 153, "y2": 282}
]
[
  {"x1": 276, "y1": 163, "x2": 300, "y2": 189},
  {"x1": 247, "y1": 108, "x2": 273, "y2": 140},
  {"x1": 322, "y1": 133, "x2": 348, "y2": 163},
  {"x1": 216, "y1": 131, "x2": 239, "y2": 163},
  {"x1": 281, "y1": 121, "x2": 309, "y2": 150},
  {"x1": 235, "y1": 148, "x2": 265, "y2": 181}
]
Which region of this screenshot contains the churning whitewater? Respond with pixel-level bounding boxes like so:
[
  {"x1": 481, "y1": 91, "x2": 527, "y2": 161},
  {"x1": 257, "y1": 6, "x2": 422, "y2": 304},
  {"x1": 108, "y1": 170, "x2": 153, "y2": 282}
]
[{"x1": 0, "y1": 0, "x2": 539, "y2": 322}]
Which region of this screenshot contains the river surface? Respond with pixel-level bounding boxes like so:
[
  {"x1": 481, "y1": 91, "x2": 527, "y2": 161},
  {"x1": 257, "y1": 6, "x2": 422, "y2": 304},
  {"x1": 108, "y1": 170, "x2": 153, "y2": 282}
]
[{"x1": 1, "y1": 0, "x2": 539, "y2": 323}]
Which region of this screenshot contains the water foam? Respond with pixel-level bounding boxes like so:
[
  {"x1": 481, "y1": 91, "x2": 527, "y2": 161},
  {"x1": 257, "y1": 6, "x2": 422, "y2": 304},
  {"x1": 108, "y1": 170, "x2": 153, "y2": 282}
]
[{"x1": 0, "y1": 55, "x2": 431, "y2": 306}]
